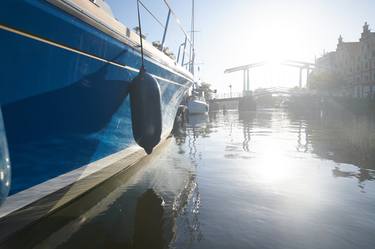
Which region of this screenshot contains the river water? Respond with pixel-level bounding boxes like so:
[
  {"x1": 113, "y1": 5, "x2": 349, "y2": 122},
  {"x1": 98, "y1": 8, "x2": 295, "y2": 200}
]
[{"x1": 11, "y1": 108, "x2": 375, "y2": 249}]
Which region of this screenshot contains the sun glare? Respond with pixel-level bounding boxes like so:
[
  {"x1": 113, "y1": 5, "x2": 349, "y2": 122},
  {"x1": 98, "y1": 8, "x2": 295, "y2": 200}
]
[
  {"x1": 249, "y1": 141, "x2": 294, "y2": 184},
  {"x1": 221, "y1": 5, "x2": 315, "y2": 91},
  {"x1": 249, "y1": 7, "x2": 309, "y2": 61}
]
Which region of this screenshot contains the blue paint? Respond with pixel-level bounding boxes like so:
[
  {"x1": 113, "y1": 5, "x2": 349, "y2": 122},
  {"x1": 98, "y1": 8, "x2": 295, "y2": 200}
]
[
  {"x1": 0, "y1": 1, "x2": 192, "y2": 194},
  {"x1": 0, "y1": 0, "x2": 190, "y2": 105}
]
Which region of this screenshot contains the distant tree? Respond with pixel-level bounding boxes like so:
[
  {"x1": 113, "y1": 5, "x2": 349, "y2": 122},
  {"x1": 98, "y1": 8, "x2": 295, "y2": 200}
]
[
  {"x1": 133, "y1": 26, "x2": 146, "y2": 39},
  {"x1": 308, "y1": 71, "x2": 344, "y2": 93},
  {"x1": 163, "y1": 47, "x2": 176, "y2": 60},
  {"x1": 151, "y1": 42, "x2": 176, "y2": 60},
  {"x1": 152, "y1": 41, "x2": 162, "y2": 50},
  {"x1": 197, "y1": 82, "x2": 216, "y2": 100}
]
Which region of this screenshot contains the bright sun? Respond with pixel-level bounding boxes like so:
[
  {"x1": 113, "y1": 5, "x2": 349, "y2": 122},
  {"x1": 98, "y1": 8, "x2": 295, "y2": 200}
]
[{"x1": 220, "y1": 3, "x2": 316, "y2": 92}]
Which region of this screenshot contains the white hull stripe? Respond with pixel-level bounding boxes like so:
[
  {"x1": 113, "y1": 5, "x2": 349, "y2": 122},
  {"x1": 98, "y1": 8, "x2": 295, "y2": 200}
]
[
  {"x1": 0, "y1": 131, "x2": 170, "y2": 219},
  {"x1": 0, "y1": 24, "x2": 189, "y2": 88}
]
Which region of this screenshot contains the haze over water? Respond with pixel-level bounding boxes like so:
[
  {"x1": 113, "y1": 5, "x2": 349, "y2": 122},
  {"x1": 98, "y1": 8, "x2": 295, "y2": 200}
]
[{"x1": 15, "y1": 108, "x2": 375, "y2": 249}]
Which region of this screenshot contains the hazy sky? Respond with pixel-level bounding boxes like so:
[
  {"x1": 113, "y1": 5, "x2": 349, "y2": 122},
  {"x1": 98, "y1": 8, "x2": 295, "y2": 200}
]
[{"x1": 107, "y1": 0, "x2": 375, "y2": 93}]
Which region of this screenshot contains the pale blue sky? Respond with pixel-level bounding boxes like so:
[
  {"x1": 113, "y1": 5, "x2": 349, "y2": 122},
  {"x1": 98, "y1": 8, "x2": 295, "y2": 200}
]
[{"x1": 107, "y1": 0, "x2": 375, "y2": 93}]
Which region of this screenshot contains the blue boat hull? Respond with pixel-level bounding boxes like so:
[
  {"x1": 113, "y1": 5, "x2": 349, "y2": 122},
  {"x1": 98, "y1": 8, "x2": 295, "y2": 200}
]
[{"x1": 0, "y1": 0, "x2": 192, "y2": 198}]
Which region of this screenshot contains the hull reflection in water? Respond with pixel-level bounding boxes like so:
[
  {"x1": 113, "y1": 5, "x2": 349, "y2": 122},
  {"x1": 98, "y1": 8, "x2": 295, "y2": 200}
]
[
  {"x1": 133, "y1": 189, "x2": 164, "y2": 249},
  {"x1": 2, "y1": 136, "x2": 201, "y2": 249}
]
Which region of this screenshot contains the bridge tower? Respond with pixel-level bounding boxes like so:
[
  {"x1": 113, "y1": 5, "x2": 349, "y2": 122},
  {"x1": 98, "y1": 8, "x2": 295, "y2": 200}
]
[
  {"x1": 243, "y1": 68, "x2": 251, "y2": 95},
  {"x1": 281, "y1": 60, "x2": 315, "y2": 88},
  {"x1": 224, "y1": 62, "x2": 266, "y2": 96}
]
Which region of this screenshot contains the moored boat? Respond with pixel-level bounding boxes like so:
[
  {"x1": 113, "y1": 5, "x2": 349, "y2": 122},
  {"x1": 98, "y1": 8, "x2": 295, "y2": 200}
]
[
  {"x1": 187, "y1": 97, "x2": 209, "y2": 114},
  {"x1": 0, "y1": 0, "x2": 195, "y2": 235},
  {"x1": 187, "y1": 84, "x2": 210, "y2": 114}
]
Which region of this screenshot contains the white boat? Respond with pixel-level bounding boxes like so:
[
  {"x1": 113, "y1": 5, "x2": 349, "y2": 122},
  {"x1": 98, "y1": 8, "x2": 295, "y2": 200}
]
[{"x1": 187, "y1": 96, "x2": 209, "y2": 114}]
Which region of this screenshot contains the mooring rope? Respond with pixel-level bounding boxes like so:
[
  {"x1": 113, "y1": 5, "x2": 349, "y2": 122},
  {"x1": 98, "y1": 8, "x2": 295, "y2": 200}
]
[{"x1": 136, "y1": 0, "x2": 145, "y2": 68}]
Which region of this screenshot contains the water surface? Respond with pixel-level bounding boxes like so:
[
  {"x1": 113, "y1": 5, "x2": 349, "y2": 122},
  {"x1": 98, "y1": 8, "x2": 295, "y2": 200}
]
[{"x1": 11, "y1": 108, "x2": 375, "y2": 249}]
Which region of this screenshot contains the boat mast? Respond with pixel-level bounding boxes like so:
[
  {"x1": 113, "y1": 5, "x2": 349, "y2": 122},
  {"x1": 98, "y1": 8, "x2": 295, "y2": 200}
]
[{"x1": 190, "y1": 0, "x2": 195, "y2": 75}]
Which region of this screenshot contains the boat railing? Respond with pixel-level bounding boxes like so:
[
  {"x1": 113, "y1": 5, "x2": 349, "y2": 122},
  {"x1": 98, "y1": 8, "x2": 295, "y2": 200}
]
[{"x1": 137, "y1": 0, "x2": 195, "y2": 73}]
